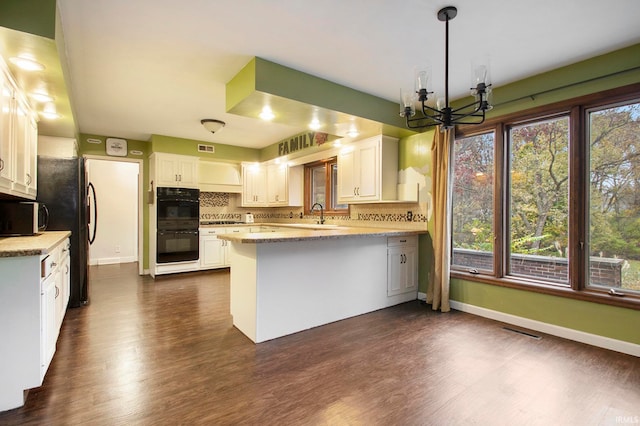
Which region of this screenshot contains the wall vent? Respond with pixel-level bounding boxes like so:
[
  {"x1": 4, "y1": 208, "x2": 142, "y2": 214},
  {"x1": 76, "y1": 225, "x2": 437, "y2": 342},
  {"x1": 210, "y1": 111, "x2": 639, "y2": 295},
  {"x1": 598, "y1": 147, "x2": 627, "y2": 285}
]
[{"x1": 198, "y1": 144, "x2": 215, "y2": 154}]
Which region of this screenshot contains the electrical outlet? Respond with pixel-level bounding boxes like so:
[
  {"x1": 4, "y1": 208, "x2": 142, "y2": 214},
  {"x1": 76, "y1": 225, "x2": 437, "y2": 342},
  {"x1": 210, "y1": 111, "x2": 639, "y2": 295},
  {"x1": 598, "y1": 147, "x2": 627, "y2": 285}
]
[
  {"x1": 115, "y1": 245, "x2": 121, "y2": 253},
  {"x1": 407, "y1": 211, "x2": 413, "y2": 222}
]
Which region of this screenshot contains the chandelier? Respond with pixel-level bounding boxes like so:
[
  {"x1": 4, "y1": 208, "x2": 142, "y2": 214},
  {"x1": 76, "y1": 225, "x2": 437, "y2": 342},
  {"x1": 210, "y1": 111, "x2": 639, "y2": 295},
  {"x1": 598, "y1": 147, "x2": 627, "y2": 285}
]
[{"x1": 400, "y1": 6, "x2": 492, "y2": 130}]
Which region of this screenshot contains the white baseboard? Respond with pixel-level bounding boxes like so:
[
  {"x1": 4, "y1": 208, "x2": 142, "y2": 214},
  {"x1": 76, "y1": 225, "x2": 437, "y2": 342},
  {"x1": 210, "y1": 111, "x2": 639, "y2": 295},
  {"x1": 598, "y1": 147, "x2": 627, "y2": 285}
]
[
  {"x1": 449, "y1": 300, "x2": 640, "y2": 357},
  {"x1": 91, "y1": 256, "x2": 137, "y2": 266}
]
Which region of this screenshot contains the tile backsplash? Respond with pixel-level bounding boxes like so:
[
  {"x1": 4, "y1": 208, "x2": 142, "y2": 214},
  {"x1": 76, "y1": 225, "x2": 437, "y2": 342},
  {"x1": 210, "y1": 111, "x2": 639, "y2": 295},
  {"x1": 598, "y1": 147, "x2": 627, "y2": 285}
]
[{"x1": 199, "y1": 192, "x2": 429, "y2": 230}]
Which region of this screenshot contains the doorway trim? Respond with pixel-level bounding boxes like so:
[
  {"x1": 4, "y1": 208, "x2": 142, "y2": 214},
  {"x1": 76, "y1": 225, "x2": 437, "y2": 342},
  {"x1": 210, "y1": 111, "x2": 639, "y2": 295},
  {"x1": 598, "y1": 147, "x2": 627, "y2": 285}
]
[{"x1": 84, "y1": 155, "x2": 145, "y2": 275}]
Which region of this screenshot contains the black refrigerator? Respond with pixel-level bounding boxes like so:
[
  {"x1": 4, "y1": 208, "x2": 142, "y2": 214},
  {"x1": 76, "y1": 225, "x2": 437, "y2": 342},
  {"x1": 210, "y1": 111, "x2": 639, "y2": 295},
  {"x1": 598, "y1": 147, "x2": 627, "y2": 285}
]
[{"x1": 37, "y1": 156, "x2": 94, "y2": 308}]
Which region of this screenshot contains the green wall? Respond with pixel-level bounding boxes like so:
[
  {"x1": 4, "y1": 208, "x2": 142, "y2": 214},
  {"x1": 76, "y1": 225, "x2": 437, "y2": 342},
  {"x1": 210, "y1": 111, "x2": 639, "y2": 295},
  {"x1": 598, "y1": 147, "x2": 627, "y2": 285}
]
[
  {"x1": 0, "y1": 0, "x2": 56, "y2": 39},
  {"x1": 150, "y1": 134, "x2": 259, "y2": 162},
  {"x1": 444, "y1": 43, "x2": 640, "y2": 345}
]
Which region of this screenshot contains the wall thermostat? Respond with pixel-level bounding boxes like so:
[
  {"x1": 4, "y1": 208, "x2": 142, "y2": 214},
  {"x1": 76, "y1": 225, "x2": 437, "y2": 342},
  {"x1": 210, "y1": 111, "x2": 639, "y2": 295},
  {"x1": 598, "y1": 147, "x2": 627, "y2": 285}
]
[{"x1": 106, "y1": 138, "x2": 127, "y2": 156}]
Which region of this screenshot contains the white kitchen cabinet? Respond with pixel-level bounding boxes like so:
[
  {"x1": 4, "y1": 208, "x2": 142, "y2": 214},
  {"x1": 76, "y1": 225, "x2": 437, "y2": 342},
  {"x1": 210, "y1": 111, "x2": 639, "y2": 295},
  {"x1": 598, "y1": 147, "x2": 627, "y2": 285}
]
[
  {"x1": 58, "y1": 239, "x2": 71, "y2": 328},
  {"x1": 242, "y1": 163, "x2": 267, "y2": 207},
  {"x1": 337, "y1": 135, "x2": 398, "y2": 204},
  {"x1": 152, "y1": 153, "x2": 198, "y2": 188},
  {"x1": 0, "y1": 68, "x2": 14, "y2": 191},
  {"x1": 41, "y1": 268, "x2": 57, "y2": 380},
  {"x1": 242, "y1": 163, "x2": 302, "y2": 207},
  {"x1": 12, "y1": 101, "x2": 38, "y2": 198},
  {"x1": 0, "y1": 58, "x2": 38, "y2": 200},
  {"x1": 266, "y1": 164, "x2": 303, "y2": 207},
  {"x1": 0, "y1": 233, "x2": 70, "y2": 411},
  {"x1": 267, "y1": 163, "x2": 288, "y2": 205},
  {"x1": 199, "y1": 228, "x2": 228, "y2": 269},
  {"x1": 387, "y1": 236, "x2": 418, "y2": 296}
]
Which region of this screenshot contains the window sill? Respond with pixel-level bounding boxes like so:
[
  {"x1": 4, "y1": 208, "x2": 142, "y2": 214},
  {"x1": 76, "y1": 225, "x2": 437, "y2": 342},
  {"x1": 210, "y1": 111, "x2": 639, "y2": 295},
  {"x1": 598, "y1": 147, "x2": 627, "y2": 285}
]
[{"x1": 450, "y1": 270, "x2": 640, "y2": 310}]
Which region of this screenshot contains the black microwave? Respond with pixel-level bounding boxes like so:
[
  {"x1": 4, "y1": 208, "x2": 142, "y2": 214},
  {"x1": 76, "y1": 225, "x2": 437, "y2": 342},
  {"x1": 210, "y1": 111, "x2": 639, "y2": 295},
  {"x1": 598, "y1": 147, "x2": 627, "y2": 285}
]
[{"x1": 0, "y1": 201, "x2": 49, "y2": 236}]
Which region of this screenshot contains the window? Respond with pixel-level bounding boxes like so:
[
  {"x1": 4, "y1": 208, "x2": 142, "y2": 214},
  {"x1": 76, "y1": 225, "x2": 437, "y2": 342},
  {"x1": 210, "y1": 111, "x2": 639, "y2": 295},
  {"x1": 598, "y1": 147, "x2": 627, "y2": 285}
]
[
  {"x1": 304, "y1": 158, "x2": 348, "y2": 214},
  {"x1": 452, "y1": 132, "x2": 495, "y2": 273},
  {"x1": 508, "y1": 116, "x2": 569, "y2": 284},
  {"x1": 450, "y1": 84, "x2": 640, "y2": 308},
  {"x1": 588, "y1": 102, "x2": 640, "y2": 294}
]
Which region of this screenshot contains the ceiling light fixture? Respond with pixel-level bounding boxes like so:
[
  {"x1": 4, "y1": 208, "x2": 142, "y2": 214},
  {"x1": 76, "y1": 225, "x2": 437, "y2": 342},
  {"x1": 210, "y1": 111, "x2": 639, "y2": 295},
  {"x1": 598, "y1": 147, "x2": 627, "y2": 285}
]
[
  {"x1": 400, "y1": 6, "x2": 492, "y2": 130},
  {"x1": 259, "y1": 106, "x2": 275, "y2": 121},
  {"x1": 200, "y1": 119, "x2": 226, "y2": 134},
  {"x1": 40, "y1": 103, "x2": 61, "y2": 119},
  {"x1": 9, "y1": 55, "x2": 45, "y2": 72},
  {"x1": 30, "y1": 91, "x2": 54, "y2": 103},
  {"x1": 309, "y1": 118, "x2": 321, "y2": 131},
  {"x1": 346, "y1": 126, "x2": 359, "y2": 138}
]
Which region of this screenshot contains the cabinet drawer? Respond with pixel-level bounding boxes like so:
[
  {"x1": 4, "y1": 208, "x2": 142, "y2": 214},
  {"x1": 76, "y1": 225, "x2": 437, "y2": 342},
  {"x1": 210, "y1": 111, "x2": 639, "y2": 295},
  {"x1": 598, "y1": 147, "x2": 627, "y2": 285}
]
[
  {"x1": 40, "y1": 246, "x2": 61, "y2": 280},
  {"x1": 387, "y1": 236, "x2": 417, "y2": 247},
  {"x1": 200, "y1": 228, "x2": 226, "y2": 236}
]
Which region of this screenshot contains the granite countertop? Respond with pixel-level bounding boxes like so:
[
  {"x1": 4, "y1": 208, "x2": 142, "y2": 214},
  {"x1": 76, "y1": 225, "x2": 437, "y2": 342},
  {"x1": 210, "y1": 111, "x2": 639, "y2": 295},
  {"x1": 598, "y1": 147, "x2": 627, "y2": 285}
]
[
  {"x1": 217, "y1": 224, "x2": 426, "y2": 244},
  {"x1": 0, "y1": 231, "x2": 71, "y2": 258}
]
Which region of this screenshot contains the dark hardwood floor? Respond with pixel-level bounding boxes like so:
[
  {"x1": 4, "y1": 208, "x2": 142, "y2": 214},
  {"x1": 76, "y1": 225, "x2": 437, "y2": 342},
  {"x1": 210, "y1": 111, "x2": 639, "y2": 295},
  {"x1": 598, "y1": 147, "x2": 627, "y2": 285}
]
[{"x1": 1, "y1": 263, "x2": 639, "y2": 425}]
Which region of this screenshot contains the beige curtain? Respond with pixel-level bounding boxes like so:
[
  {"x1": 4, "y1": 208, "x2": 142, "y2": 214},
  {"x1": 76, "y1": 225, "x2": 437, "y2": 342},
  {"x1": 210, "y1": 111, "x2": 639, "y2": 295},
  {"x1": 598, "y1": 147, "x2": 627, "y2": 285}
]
[{"x1": 427, "y1": 127, "x2": 452, "y2": 312}]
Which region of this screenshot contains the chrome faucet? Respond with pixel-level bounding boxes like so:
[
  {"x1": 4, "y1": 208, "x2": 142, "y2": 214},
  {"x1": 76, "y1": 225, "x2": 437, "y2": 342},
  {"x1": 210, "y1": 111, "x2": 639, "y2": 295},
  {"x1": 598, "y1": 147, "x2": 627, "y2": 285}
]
[{"x1": 310, "y1": 203, "x2": 325, "y2": 224}]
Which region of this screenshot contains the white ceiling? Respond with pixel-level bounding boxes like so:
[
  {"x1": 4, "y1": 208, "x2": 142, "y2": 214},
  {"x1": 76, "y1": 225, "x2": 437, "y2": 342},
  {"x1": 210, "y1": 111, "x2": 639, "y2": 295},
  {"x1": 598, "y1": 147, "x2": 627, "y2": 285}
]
[{"x1": 56, "y1": 0, "x2": 640, "y2": 149}]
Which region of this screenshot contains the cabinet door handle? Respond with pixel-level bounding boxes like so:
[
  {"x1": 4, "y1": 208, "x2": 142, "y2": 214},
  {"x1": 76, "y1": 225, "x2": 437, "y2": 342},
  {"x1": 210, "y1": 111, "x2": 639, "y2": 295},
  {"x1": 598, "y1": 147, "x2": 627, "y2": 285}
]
[
  {"x1": 26, "y1": 173, "x2": 32, "y2": 185},
  {"x1": 51, "y1": 262, "x2": 57, "y2": 267},
  {"x1": 55, "y1": 285, "x2": 59, "y2": 298},
  {"x1": 0, "y1": 158, "x2": 4, "y2": 172}
]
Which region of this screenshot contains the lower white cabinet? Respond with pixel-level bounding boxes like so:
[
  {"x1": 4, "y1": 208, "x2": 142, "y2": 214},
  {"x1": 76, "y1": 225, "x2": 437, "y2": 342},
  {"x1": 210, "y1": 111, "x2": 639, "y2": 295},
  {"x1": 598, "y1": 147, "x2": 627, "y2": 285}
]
[
  {"x1": 0, "y1": 234, "x2": 70, "y2": 412},
  {"x1": 387, "y1": 236, "x2": 418, "y2": 296},
  {"x1": 199, "y1": 228, "x2": 228, "y2": 269},
  {"x1": 199, "y1": 227, "x2": 244, "y2": 270}
]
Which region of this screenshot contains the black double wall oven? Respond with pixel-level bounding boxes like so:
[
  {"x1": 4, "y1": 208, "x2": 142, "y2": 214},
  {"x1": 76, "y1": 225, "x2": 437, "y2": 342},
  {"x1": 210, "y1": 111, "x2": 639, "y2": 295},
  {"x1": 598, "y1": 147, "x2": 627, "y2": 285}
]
[{"x1": 156, "y1": 187, "x2": 199, "y2": 264}]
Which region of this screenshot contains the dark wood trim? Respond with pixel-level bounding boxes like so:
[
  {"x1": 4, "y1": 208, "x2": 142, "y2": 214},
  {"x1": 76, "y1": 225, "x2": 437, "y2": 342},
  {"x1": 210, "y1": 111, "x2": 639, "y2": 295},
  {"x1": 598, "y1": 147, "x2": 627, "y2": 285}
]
[
  {"x1": 452, "y1": 82, "x2": 640, "y2": 311},
  {"x1": 303, "y1": 157, "x2": 349, "y2": 216}
]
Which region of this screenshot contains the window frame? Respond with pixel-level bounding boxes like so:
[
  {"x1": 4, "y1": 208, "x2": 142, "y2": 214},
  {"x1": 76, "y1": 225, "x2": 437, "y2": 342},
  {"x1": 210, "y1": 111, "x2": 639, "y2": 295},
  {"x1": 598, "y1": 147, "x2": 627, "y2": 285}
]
[
  {"x1": 451, "y1": 82, "x2": 640, "y2": 310},
  {"x1": 304, "y1": 157, "x2": 349, "y2": 216}
]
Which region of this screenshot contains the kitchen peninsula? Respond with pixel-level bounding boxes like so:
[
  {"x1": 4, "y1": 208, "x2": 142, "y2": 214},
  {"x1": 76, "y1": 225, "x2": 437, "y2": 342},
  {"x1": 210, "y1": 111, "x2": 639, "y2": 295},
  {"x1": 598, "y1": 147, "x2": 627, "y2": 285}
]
[{"x1": 219, "y1": 225, "x2": 425, "y2": 343}]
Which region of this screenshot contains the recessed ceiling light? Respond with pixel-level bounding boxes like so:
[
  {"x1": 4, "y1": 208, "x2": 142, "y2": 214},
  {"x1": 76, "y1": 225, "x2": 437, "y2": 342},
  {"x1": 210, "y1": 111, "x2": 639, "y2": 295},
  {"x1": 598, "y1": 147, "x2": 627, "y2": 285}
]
[
  {"x1": 40, "y1": 103, "x2": 61, "y2": 119},
  {"x1": 9, "y1": 55, "x2": 45, "y2": 71},
  {"x1": 346, "y1": 127, "x2": 359, "y2": 138},
  {"x1": 309, "y1": 118, "x2": 321, "y2": 131},
  {"x1": 259, "y1": 106, "x2": 275, "y2": 121},
  {"x1": 30, "y1": 91, "x2": 54, "y2": 103},
  {"x1": 40, "y1": 111, "x2": 61, "y2": 119}
]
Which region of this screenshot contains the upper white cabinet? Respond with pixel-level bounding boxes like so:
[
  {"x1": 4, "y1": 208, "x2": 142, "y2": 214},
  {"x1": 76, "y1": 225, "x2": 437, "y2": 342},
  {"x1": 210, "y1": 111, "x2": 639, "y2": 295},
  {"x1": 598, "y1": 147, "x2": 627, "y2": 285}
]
[
  {"x1": 242, "y1": 163, "x2": 267, "y2": 206},
  {"x1": 151, "y1": 153, "x2": 198, "y2": 188},
  {"x1": 0, "y1": 69, "x2": 14, "y2": 191},
  {"x1": 337, "y1": 135, "x2": 398, "y2": 204},
  {"x1": 242, "y1": 163, "x2": 302, "y2": 207},
  {"x1": 266, "y1": 164, "x2": 303, "y2": 207},
  {"x1": 0, "y1": 58, "x2": 38, "y2": 200},
  {"x1": 12, "y1": 98, "x2": 38, "y2": 198}
]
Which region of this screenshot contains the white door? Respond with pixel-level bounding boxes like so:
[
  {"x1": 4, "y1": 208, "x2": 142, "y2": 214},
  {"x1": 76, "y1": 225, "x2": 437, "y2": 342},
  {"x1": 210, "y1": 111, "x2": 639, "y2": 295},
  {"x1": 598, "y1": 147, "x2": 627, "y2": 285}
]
[{"x1": 87, "y1": 159, "x2": 140, "y2": 265}]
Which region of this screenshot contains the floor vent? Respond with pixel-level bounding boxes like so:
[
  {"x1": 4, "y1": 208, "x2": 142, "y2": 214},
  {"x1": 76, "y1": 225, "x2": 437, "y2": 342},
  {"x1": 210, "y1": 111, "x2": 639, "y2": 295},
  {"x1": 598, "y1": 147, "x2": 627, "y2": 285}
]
[{"x1": 502, "y1": 326, "x2": 542, "y2": 340}]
